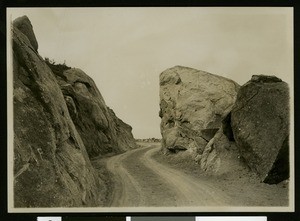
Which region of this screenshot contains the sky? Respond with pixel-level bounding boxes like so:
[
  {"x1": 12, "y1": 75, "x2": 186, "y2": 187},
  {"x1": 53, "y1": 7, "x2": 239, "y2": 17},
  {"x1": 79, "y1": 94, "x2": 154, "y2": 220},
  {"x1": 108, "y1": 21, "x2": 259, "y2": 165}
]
[{"x1": 8, "y1": 7, "x2": 293, "y2": 139}]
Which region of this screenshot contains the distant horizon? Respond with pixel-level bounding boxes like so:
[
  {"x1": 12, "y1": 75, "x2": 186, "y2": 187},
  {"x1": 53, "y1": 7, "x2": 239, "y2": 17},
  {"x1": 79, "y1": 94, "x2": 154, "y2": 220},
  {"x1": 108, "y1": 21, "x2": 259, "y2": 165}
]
[{"x1": 8, "y1": 7, "x2": 293, "y2": 139}]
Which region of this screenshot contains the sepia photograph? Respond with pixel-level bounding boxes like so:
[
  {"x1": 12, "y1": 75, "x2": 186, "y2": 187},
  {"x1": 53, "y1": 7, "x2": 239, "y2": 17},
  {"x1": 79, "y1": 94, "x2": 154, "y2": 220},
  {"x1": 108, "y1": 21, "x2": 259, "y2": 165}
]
[{"x1": 7, "y1": 7, "x2": 294, "y2": 212}]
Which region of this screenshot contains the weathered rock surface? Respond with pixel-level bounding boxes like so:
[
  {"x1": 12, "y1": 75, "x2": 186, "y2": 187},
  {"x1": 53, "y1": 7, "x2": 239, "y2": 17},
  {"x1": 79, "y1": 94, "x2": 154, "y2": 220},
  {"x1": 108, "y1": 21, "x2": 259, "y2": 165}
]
[
  {"x1": 195, "y1": 126, "x2": 242, "y2": 174},
  {"x1": 159, "y1": 67, "x2": 290, "y2": 183},
  {"x1": 13, "y1": 15, "x2": 38, "y2": 51},
  {"x1": 231, "y1": 75, "x2": 290, "y2": 184},
  {"x1": 48, "y1": 66, "x2": 137, "y2": 158},
  {"x1": 13, "y1": 24, "x2": 101, "y2": 207},
  {"x1": 12, "y1": 16, "x2": 136, "y2": 207},
  {"x1": 159, "y1": 66, "x2": 240, "y2": 157},
  {"x1": 107, "y1": 108, "x2": 137, "y2": 152}
]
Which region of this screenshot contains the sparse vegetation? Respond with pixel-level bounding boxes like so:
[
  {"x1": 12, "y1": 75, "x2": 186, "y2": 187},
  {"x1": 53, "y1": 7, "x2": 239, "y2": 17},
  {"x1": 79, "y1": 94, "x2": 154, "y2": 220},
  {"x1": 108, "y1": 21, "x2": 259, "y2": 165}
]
[{"x1": 44, "y1": 57, "x2": 71, "y2": 78}]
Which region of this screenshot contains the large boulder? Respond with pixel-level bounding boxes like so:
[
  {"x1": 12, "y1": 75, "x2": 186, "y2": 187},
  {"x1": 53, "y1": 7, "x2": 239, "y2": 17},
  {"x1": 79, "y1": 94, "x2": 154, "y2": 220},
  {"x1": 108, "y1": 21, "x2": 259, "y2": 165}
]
[
  {"x1": 49, "y1": 66, "x2": 137, "y2": 158},
  {"x1": 13, "y1": 20, "x2": 102, "y2": 207},
  {"x1": 159, "y1": 66, "x2": 240, "y2": 156},
  {"x1": 231, "y1": 75, "x2": 290, "y2": 184}
]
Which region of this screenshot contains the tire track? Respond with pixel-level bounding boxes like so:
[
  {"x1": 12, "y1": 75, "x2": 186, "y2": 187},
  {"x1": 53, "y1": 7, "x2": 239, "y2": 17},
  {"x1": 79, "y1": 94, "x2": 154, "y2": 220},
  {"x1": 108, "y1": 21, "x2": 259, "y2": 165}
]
[{"x1": 106, "y1": 143, "x2": 234, "y2": 207}]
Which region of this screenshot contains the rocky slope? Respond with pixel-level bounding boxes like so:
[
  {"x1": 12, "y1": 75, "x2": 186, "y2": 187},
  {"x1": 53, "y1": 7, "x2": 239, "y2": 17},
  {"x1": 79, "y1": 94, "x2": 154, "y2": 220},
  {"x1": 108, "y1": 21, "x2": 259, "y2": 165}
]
[
  {"x1": 12, "y1": 15, "x2": 136, "y2": 207},
  {"x1": 159, "y1": 67, "x2": 290, "y2": 184},
  {"x1": 107, "y1": 107, "x2": 137, "y2": 152},
  {"x1": 47, "y1": 64, "x2": 137, "y2": 158}
]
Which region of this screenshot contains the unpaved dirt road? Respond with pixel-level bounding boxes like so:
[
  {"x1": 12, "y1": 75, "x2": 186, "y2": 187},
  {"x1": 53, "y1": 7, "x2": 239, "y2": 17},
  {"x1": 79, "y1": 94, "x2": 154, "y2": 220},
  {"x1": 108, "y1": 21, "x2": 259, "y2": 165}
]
[{"x1": 106, "y1": 143, "x2": 236, "y2": 207}]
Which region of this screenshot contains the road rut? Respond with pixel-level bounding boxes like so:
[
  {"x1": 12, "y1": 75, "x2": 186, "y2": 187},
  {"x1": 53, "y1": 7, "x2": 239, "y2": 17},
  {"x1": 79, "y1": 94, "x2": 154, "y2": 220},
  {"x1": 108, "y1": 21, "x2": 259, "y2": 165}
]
[{"x1": 106, "y1": 143, "x2": 235, "y2": 207}]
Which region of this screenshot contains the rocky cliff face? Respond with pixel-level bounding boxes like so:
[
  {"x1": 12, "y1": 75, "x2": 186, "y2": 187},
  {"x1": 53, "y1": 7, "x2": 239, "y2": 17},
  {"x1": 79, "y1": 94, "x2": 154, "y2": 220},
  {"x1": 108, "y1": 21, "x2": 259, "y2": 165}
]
[
  {"x1": 12, "y1": 16, "x2": 136, "y2": 207},
  {"x1": 107, "y1": 107, "x2": 137, "y2": 152},
  {"x1": 47, "y1": 65, "x2": 137, "y2": 158},
  {"x1": 231, "y1": 75, "x2": 290, "y2": 184}
]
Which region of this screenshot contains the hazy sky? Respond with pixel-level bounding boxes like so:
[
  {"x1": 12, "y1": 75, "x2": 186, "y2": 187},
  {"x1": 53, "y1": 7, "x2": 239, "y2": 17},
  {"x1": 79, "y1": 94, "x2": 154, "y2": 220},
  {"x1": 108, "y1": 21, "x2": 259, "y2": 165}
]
[{"x1": 8, "y1": 8, "x2": 293, "y2": 139}]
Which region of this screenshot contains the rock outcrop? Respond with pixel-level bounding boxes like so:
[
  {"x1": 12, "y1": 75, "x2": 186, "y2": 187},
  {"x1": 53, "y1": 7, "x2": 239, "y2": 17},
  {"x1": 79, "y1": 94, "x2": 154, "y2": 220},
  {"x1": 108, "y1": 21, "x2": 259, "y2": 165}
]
[
  {"x1": 12, "y1": 16, "x2": 136, "y2": 207},
  {"x1": 231, "y1": 75, "x2": 290, "y2": 184},
  {"x1": 13, "y1": 23, "x2": 101, "y2": 207},
  {"x1": 159, "y1": 66, "x2": 239, "y2": 154},
  {"x1": 48, "y1": 66, "x2": 137, "y2": 158},
  {"x1": 159, "y1": 67, "x2": 290, "y2": 183},
  {"x1": 13, "y1": 15, "x2": 38, "y2": 51},
  {"x1": 107, "y1": 108, "x2": 137, "y2": 152}
]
